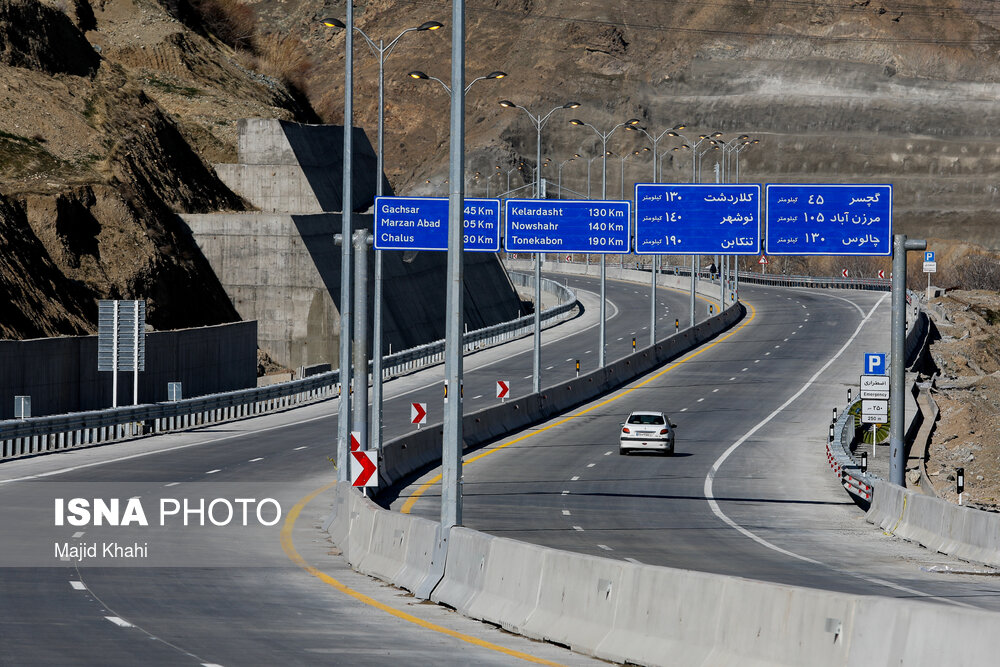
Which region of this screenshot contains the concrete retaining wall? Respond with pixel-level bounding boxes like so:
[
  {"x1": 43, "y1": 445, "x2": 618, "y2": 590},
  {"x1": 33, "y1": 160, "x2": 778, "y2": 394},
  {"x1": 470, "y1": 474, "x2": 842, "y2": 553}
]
[
  {"x1": 184, "y1": 212, "x2": 523, "y2": 370},
  {"x1": 866, "y1": 478, "x2": 1000, "y2": 568},
  {"x1": 0, "y1": 321, "x2": 256, "y2": 419},
  {"x1": 330, "y1": 483, "x2": 1000, "y2": 666}
]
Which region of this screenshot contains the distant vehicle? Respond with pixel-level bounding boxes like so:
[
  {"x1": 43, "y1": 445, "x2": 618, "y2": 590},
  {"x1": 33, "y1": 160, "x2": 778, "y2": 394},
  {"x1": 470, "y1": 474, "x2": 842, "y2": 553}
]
[{"x1": 619, "y1": 410, "x2": 676, "y2": 455}]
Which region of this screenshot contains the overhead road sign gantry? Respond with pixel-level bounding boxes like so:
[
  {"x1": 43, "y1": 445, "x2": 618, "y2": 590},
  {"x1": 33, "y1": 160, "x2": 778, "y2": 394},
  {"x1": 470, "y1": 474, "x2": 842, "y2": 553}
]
[
  {"x1": 504, "y1": 199, "x2": 631, "y2": 253},
  {"x1": 634, "y1": 184, "x2": 761, "y2": 255},
  {"x1": 765, "y1": 184, "x2": 892, "y2": 255},
  {"x1": 374, "y1": 196, "x2": 500, "y2": 251}
]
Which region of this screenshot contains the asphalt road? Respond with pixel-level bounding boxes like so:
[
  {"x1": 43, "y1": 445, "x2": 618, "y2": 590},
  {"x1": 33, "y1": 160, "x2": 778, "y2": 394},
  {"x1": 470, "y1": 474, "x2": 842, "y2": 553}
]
[
  {"x1": 4, "y1": 274, "x2": 998, "y2": 667},
  {"x1": 0, "y1": 273, "x2": 694, "y2": 667},
  {"x1": 393, "y1": 282, "x2": 1000, "y2": 612}
]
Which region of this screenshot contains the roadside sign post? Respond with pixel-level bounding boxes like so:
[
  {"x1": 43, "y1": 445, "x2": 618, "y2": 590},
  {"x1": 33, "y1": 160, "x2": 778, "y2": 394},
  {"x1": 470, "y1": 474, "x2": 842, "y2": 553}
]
[
  {"x1": 861, "y1": 355, "x2": 889, "y2": 462},
  {"x1": 891, "y1": 234, "x2": 927, "y2": 486},
  {"x1": 14, "y1": 396, "x2": 30, "y2": 419},
  {"x1": 98, "y1": 300, "x2": 146, "y2": 409},
  {"x1": 496, "y1": 380, "x2": 509, "y2": 402},
  {"x1": 411, "y1": 402, "x2": 427, "y2": 429},
  {"x1": 505, "y1": 198, "x2": 630, "y2": 382},
  {"x1": 635, "y1": 183, "x2": 761, "y2": 329},
  {"x1": 923, "y1": 250, "x2": 936, "y2": 297}
]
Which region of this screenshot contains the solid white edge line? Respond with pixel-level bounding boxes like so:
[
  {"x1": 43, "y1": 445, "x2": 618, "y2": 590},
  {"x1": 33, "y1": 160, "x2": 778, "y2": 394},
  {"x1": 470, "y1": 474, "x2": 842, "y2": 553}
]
[
  {"x1": 105, "y1": 616, "x2": 133, "y2": 628},
  {"x1": 702, "y1": 293, "x2": 975, "y2": 608}
]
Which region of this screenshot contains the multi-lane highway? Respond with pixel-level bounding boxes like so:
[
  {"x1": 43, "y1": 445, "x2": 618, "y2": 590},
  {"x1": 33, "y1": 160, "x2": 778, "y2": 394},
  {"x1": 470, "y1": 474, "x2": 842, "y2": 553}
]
[
  {"x1": 0, "y1": 273, "x2": 693, "y2": 666},
  {"x1": 2, "y1": 273, "x2": 997, "y2": 666}
]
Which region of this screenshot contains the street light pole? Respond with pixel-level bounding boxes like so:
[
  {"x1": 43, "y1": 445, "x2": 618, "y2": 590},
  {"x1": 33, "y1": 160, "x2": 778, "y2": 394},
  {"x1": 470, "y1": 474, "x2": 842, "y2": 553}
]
[
  {"x1": 499, "y1": 100, "x2": 580, "y2": 394},
  {"x1": 323, "y1": 18, "x2": 442, "y2": 459},
  {"x1": 557, "y1": 154, "x2": 579, "y2": 199},
  {"x1": 441, "y1": 0, "x2": 465, "y2": 531},
  {"x1": 569, "y1": 118, "x2": 636, "y2": 368}
]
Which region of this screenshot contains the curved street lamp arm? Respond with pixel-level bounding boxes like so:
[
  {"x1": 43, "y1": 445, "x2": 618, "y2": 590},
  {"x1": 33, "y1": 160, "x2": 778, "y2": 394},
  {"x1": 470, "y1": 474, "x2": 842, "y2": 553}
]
[{"x1": 425, "y1": 74, "x2": 452, "y2": 96}]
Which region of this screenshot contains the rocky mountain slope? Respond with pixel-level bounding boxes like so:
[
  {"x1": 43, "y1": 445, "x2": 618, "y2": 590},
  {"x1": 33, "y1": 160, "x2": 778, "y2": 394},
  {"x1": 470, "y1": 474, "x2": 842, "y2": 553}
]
[{"x1": 0, "y1": 0, "x2": 314, "y2": 337}]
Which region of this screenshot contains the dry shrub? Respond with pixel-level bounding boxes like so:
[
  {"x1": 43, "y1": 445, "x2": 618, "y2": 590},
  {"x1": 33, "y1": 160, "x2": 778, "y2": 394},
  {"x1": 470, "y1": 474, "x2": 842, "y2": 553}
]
[
  {"x1": 253, "y1": 32, "x2": 313, "y2": 91},
  {"x1": 953, "y1": 254, "x2": 1000, "y2": 291},
  {"x1": 188, "y1": 0, "x2": 256, "y2": 49}
]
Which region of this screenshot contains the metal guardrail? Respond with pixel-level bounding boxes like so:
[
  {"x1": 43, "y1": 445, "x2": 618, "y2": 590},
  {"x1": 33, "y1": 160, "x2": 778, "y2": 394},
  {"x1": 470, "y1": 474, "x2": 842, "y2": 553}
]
[{"x1": 0, "y1": 273, "x2": 578, "y2": 460}]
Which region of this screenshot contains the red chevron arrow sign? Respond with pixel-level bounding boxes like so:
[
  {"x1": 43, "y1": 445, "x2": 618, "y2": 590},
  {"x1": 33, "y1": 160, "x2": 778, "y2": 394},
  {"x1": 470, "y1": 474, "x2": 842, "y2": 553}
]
[
  {"x1": 411, "y1": 402, "x2": 427, "y2": 426},
  {"x1": 496, "y1": 380, "x2": 509, "y2": 400},
  {"x1": 351, "y1": 451, "x2": 377, "y2": 487},
  {"x1": 350, "y1": 431, "x2": 361, "y2": 451}
]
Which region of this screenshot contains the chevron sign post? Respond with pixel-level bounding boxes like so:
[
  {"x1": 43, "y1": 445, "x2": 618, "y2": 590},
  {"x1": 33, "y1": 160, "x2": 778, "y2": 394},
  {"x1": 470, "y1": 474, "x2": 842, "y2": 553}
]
[
  {"x1": 349, "y1": 431, "x2": 377, "y2": 487},
  {"x1": 496, "y1": 380, "x2": 510, "y2": 401},
  {"x1": 411, "y1": 402, "x2": 427, "y2": 429}
]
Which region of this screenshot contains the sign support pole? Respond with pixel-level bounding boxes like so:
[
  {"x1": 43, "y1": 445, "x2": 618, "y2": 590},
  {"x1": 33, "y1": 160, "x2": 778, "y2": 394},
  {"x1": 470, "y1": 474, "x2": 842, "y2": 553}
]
[
  {"x1": 112, "y1": 300, "x2": 119, "y2": 409},
  {"x1": 352, "y1": 230, "x2": 370, "y2": 480},
  {"x1": 133, "y1": 300, "x2": 139, "y2": 406},
  {"x1": 649, "y1": 255, "x2": 656, "y2": 346},
  {"x1": 890, "y1": 233, "x2": 926, "y2": 486},
  {"x1": 442, "y1": 0, "x2": 465, "y2": 531},
  {"x1": 689, "y1": 256, "x2": 695, "y2": 329}
]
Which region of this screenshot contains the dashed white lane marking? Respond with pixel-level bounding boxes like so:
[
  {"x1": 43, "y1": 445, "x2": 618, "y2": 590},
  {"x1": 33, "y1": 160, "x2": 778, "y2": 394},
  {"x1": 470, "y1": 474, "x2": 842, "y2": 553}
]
[
  {"x1": 728, "y1": 377, "x2": 736, "y2": 381},
  {"x1": 294, "y1": 446, "x2": 308, "y2": 450},
  {"x1": 703, "y1": 293, "x2": 969, "y2": 609},
  {"x1": 562, "y1": 510, "x2": 571, "y2": 516},
  {"x1": 697, "y1": 398, "x2": 705, "y2": 403},
  {"x1": 798, "y1": 324, "x2": 803, "y2": 328},
  {"x1": 585, "y1": 350, "x2": 592, "y2": 354},
  {"x1": 604, "y1": 451, "x2": 613, "y2": 456},
  {"x1": 105, "y1": 616, "x2": 133, "y2": 628},
  {"x1": 571, "y1": 476, "x2": 580, "y2": 481},
  {"x1": 69, "y1": 581, "x2": 86, "y2": 591},
  {"x1": 545, "y1": 365, "x2": 554, "y2": 370},
  {"x1": 765, "y1": 352, "x2": 771, "y2": 356},
  {"x1": 573, "y1": 526, "x2": 584, "y2": 532},
  {"x1": 775, "y1": 345, "x2": 780, "y2": 349},
  {"x1": 202, "y1": 664, "x2": 225, "y2": 667},
  {"x1": 641, "y1": 326, "x2": 647, "y2": 330},
  {"x1": 523, "y1": 375, "x2": 532, "y2": 379},
  {"x1": 565, "y1": 358, "x2": 573, "y2": 362},
  {"x1": 712, "y1": 389, "x2": 719, "y2": 393},
  {"x1": 206, "y1": 469, "x2": 221, "y2": 475},
  {"x1": 472, "y1": 395, "x2": 483, "y2": 400},
  {"x1": 792, "y1": 331, "x2": 798, "y2": 334},
  {"x1": 754, "y1": 359, "x2": 760, "y2": 364},
  {"x1": 680, "y1": 408, "x2": 688, "y2": 412},
  {"x1": 587, "y1": 463, "x2": 596, "y2": 468},
  {"x1": 625, "y1": 557, "x2": 642, "y2": 564},
  {"x1": 164, "y1": 482, "x2": 180, "y2": 487},
  {"x1": 561, "y1": 490, "x2": 570, "y2": 495},
  {"x1": 805, "y1": 319, "x2": 809, "y2": 322},
  {"x1": 249, "y1": 458, "x2": 263, "y2": 463},
  {"x1": 742, "y1": 367, "x2": 749, "y2": 371},
  {"x1": 72, "y1": 531, "x2": 85, "y2": 538},
  {"x1": 784, "y1": 338, "x2": 789, "y2": 342},
  {"x1": 616, "y1": 337, "x2": 623, "y2": 341},
  {"x1": 597, "y1": 544, "x2": 613, "y2": 551}
]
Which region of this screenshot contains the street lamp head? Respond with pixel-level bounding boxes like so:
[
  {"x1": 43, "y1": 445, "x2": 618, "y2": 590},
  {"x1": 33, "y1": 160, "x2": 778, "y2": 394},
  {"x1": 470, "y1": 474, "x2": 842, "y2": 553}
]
[
  {"x1": 604, "y1": 150, "x2": 613, "y2": 156},
  {"x1": 499, "y1": 99, "x2": 518, "y2": 108},
  {"x1": 739, "y1": 134, "x2": 749, "y2": 141},
  {"x1": 408, "y1": 71, "x2": 430, "y2": 80},
  {"x1": 626, "y1": 118, "x2": 641, "y2": 126},
  {"x1": 673, "y1": 124, "x2": 687, "y2": 130},
  {"x1": 667, "y1": 131, "x2": 678, "y2": 137},
  {"x1": 752, "y1": 139, "x2": 760, "y2": 144},
  {"x1": 320, "y1": 17, "x2": 346, "y2": 29},
  {"x1": 485, "y1": 71, "x2": 507, "y2": 79},
  {"x1": 574, "y1": 153, "x2": 582, "y2": 158},
  {"x1": 563, "y1": 102, "x2": 581, "y2": 109},
  {"x1": 418, "y1": 21, "x2": 444, "y2": 31},
  {"x1": 698, "y1": 134, "x2": 708, "y2": 139},
  {"x1": 641, "y1": 147, "x2": 650, "y2": 152},
  {"x1": 712, "y1": 131, "x2": 723, "y2": 137}
]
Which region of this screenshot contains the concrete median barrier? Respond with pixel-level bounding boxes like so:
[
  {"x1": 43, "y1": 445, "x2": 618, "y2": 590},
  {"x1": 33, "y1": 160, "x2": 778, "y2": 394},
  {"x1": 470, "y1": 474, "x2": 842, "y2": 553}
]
[
  {"x1": 462, "y1": 533, "x2": 547, "y2": 635},
  {"x1": 521, "y1": 548, "x2": 621, "y2": 653},
  {"x1": 866, "y1": 478, "x2": 1000, "y2": 568},
  {"x1": 430, "y1": 527, "x2": 494, "y2": 614}
]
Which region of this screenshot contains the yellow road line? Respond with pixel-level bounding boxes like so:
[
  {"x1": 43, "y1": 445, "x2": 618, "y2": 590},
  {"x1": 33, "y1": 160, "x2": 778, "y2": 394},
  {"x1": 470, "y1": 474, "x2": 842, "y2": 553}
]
[
  {"x1": 280, "y1": 483, "x2": 567, "y2": 665},
  {"x1": 401, "y1": 300, "x2": 757, "y2": 514}
]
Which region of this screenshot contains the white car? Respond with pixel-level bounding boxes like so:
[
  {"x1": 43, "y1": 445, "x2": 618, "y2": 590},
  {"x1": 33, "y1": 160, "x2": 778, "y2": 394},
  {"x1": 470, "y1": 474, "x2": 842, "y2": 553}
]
[{"x1": 619, "y1": 410, "x2": 676, "y2": 455}]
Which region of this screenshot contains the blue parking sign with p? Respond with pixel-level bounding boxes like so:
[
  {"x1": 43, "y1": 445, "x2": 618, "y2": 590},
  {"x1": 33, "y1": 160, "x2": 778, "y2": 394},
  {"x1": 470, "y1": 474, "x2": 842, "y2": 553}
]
[
  {"x1": 924, "y1": 251, "x2": 935, "y2": 262},
  {"x1": 865, "y1": 353, "x2": 887, "y2": 375}
]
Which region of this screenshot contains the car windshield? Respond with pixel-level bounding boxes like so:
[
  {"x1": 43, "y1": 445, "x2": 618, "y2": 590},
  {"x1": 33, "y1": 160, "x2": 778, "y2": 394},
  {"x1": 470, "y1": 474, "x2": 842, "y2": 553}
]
[{"x1": 627, "y1": 414, "x2": 665, "y2": 425}]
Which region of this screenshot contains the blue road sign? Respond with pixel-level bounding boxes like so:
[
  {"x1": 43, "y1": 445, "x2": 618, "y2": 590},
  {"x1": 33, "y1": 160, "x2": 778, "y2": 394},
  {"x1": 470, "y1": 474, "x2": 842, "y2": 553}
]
[
  {"x1": 765, "y1": 184, "x2": 891, "y2": 256},
  {"x1": 633, "y1": 184, "x2": 760, "y2": 255},
  {"x1": 864, "y1": 353, "x2": 887, "y2": 375},
  {"x1": 924, "y1": 251, "x2": 935, "y2": 262},
  {"x1": 503, "y1": 199, "x2": 630, "y2": 254},
  {"x1": 374, "y1": 197, "x2": 500, "y2": 251}
]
